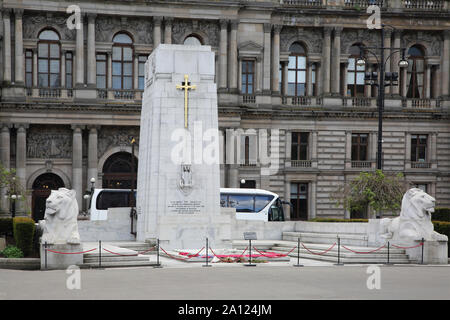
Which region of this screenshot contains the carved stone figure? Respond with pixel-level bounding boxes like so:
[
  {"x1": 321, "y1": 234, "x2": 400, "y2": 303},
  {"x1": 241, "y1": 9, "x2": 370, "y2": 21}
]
[
  {"x1": 40, "y1": 188, "x2": 80, "y2": 244},
  {"x1": 379, "y1": 188, "x2": 448, "y2": 242}
]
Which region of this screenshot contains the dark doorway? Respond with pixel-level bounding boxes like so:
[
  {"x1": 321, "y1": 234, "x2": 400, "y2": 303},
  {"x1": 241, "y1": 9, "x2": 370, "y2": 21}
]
[
  {"x1": 102, "y1": 152, "x2": 138, "y2": 189},
  {"x1": 32, "y1": 173, "x2": 65, "y2": 222},
  {"x1": 290, "y1": 182, "x2": 308, "y2": 220}
]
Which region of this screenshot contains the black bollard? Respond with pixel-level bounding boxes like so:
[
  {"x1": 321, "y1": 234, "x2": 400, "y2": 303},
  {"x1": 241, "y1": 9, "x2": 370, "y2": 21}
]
[
  {"x1": 203, "y1": 238, "x2": 212, "y2": 267},
  {"x1": 153, "y1": 238, "x2": 162, "y2": 268},
  {"x1": 294, "y1": 236, "x2": 304, "y2": 267},
  {"x1": 334, "y1": 237, "x2": 344, "y2": 266}
]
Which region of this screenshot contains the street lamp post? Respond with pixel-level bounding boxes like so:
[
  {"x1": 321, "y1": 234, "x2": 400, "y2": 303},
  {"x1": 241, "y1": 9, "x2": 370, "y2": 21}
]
[
  {"x1": 130, "y1": 137, "x2": 137, "y2": 236},
  {"x1": 356, "y1": 25, "x2": 408, "y2": 171}
]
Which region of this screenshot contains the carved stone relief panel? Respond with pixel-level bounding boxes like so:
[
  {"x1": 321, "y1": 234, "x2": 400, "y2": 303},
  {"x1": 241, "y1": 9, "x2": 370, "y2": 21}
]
[{"x1": 27, "y1": 125, "x2": 72, "y2": 159}]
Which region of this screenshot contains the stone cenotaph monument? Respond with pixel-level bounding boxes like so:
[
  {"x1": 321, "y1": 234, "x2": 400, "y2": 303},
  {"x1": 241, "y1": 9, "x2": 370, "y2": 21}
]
[{"x1": 136, "y1": 44, "x2": 228, "y2": 249}]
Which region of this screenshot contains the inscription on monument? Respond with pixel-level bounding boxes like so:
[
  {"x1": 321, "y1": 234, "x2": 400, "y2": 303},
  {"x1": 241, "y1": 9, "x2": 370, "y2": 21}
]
[{"x1": 168, "y1": 200, "x2": 204, "y2": 214}]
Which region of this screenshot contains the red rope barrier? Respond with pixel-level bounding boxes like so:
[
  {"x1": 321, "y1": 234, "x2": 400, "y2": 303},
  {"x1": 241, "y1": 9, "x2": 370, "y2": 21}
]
[
  {"x1": 46, "y1": 247, "x2": 97, "y2": 255},
  {"x1": 341, "y1": 244, "x2": 386, "y2": 254},
  {"x1": 301, "y1": 242, "x2": 336, "y2": 256},
  {"x1": 252, "y1": 246, "x2": 297, "y2": 258},
  {"x1": 391, "y1": 242, "x2": 424, "y2": 249},
  {"x1": 102, "y1": 248, "x2": 138, "y2": 257},
  {"x1": 160, "y1": 247, "x2": 205, "y2": 261}
]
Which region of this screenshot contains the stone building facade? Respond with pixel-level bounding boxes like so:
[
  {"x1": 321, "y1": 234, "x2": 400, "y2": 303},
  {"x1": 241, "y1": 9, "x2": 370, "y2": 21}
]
[{"x1": 0, "y1": 0, "x2": 449, "y2": 221}]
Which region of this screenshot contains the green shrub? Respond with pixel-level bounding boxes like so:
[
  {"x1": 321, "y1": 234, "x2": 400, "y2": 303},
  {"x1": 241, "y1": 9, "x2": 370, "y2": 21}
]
[
  {"x1": 0, "y1": 217, "x2": 13, "y2": 236},
  {"x1": 1, "y1": 245, "x2": 24, "y2": 258},
  {"x1": 13, "y1": 217, "x2": 35, "y2": 257},
  {"x1": 432, "y1": 221, "x2": 450, "y2": 255},
  {"x1": 432, "y1": 208, "x2": 450, "y2": 222},
  {"x1": 309, "y1": 218, "x2": 369, "y2": 223}
]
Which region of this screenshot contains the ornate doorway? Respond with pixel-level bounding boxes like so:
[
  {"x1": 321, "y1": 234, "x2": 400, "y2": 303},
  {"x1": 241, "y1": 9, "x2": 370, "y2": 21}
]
[
  {"x1": 102, "y1": 152, "x2": 138, "y2": 189},
  {"x1": 32, "y1": 173, "x2": 65, "y2": 222}
]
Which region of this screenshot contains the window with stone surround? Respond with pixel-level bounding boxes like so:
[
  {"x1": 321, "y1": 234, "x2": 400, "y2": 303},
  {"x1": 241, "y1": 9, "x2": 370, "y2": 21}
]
[
  {"x1": 411, "y1": 134, "x2": 428, "y2": 162},
  {"x1": 347, "y1": 44, "x2": 365, "y2": 97},
  {"x1": 407, "y1": 45, "x2": 425, "y2": 99},
  {"x1": 96, "y1": 53, "x2": 107, "y2": 89},
  {"x1": 65, "y1": 52, "x2": 73, "y2": 89},
  {"x1": 288, "y1": 42, "x2": 307, "y2": 96},
  {"x1": 112, "y1": 32, "x2": 134, "y2": 90},
  {"x1": 37, "y1": 29, "x2": 61, "y2": 88},
  {"x1": 351, "y1": 133, "x2": 368, "y2": 161},
  {"x1": 291, "y1": 132, "x2": 309, "y2": 161},
  {"x1": 241, "y1": 60, "x2": 255, "y2": 94},
  {"x1": 25, "y1": 50, "x2": 33, "y2": 88}
]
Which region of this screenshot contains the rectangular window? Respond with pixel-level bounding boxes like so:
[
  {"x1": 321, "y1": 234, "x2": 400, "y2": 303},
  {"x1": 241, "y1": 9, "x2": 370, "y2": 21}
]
[
  {"x1": 291, "y1": 132, "x2": 309, "y2": 161},
  {"x1": 65, "y1": 52, "x2": 73, "y2": 88},
  {"x1": 96, "y1": 53, "x2": 107, "y2": 89},
  {"x1": 411, "y1": 134, "x2": 428, "y2": 162},
  {"x1": 351, "y1": 133, "x2": 368, "y2": 161},
  {"x1": 241, "y1": 60, "x2": 254, "y2": 94},
  {"x1": 25, "y1": 50, "x2": 33, "y2": 88},
  {"x1": 311, "y1": 63, "x2": 316, "y2": 96},
  {"x1": 138, "y1": 55, "x2": 147, "y2": 90}
]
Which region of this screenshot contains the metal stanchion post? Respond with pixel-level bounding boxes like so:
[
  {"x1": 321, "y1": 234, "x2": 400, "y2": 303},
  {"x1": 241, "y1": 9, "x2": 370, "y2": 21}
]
[
  {"x1": 203, "y1": 237, "x2": 212, "y2": 267},
  {"x1": 421, "y1": 237, "x2": 425, "y2": 265},
  {"x1": 44, "y1": 241, "x2": 48, "y2": 270},
  {"x1": 387, "y1": 241, "x2": 391, "y2": 265},
  {"x1": 244, "y1": 239, "x2": 256, "y2": 267},
  {"x1": 334, "y1": 237, "x2": 344, "y2": 266},
  {"x1": 294, "y1": 236, "x2": 303, "y2": 267},
  {"x1": 153, "y1": 238, "x2": 162, "y2": 268},
  {"x1": 99, "y1": 240, "x2": 102, "y2": 269}
]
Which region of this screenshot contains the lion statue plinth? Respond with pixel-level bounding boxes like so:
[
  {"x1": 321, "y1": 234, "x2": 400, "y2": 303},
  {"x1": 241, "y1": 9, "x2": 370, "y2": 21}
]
[
  {"x1": 379, "y1": 188, "x2": 448, "y2": 242},
  {"x1": 39, "y1": 188, "x2": 80, "y2": 245}
]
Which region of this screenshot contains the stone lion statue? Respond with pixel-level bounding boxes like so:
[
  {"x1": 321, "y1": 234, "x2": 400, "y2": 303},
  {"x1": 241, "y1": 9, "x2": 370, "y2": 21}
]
[
  {"x1": 379, "y1": 188, "x2": 447, "y2": 242},
  {"x1": 39, "y1": 188, "x2": 80, "y2": 245}
]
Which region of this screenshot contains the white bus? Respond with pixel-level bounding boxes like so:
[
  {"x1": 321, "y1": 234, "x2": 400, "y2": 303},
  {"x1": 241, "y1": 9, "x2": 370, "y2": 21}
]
[{"x1": 88, "y1": 188, "x2": 285, "y2": 222}]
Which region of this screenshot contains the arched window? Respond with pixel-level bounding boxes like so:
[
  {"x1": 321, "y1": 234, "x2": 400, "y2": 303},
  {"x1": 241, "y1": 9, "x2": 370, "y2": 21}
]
[
  {"x1": 347, "y1": 44, "x2": 365, "y2": 97},
  {"x1": 38, "y1": 29, "x2": 60, "y2": 88},
  {"x1": 288, "y1": 42, "x2": 307, "y2": 96},
  {"x1": 102, "y1": 152, "x2": 138, "y2": 189},
  {"x1": 407, "y1": 45, "x2": 425, "y2": 99},
  {"x1": 183, "y1": 35, "x2": 202, "y2": 46},
  {"x1": 112, "y1": 32, "x2": 134, "y2": 90}
]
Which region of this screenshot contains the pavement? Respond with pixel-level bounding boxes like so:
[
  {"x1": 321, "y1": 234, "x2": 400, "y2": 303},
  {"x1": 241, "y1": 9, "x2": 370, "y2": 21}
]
[{"x1": 0, "y1": 256, "x2": 449, "y2": 300}]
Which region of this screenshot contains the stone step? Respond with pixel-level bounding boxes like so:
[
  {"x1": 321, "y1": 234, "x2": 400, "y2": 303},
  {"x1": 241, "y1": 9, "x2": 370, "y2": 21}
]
[
  {"x1": 80, "y1": 260, "x2": 159, "y2": 268},
  {"x1": 272, "y1": 246, "x2": 408, "y2": 259},
  {"x1": 111, "y1": 242, "x2": 157, "y2": 255},
  {"x1": 283, "y1": 231, "x2": 368, "y2": 246},
  {"x1": 84, "y1": 255, "x2": 153, "y2": 263}
]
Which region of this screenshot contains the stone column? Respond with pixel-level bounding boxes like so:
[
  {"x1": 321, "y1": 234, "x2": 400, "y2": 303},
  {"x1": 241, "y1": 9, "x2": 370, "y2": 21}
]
[
  {"x1": 263, "y1": 23, "x2": 272, "y2": 93},
  {"x1": 229, "y1": 20, "x2": 238, "y2": 92},
  {"x1": 316, "y1": 62, "x2": 322, "y2": 96},
  {"x1": 15, "y1": 124, "x2": 28, "y2": 215},
  {"x1": 384, "y1": 29, "x2": 392, "y2": 95},
  {"x1": 134, "y1": 53, "x2": 139, "y2": 89},
  {"x1": 425, "y1": 64, "x2": 432, "y2": 99},
  {"x1": 272, "y1": 25, "x2": 282, "y2": 94},
  {"x1": 391, "y1": 30, "x2": 401, "y2": 96},
  {"x1": 218, "y1": 19, "x2": 228, "y2": 91},
  {"x1": 3, "y1": 9, "x2": 12, "y2": 83},
  {"x1": 441, "y1": 30, "x2": 450, "y2": 96},
  {"x1": 432, "y1": 66, "x2": 440, "y2": 98},
  {"x1": 87, "y1": 126, "x2": 99, "y2": 189},
  {"x1": 256, "y1": 57, "x2": 263, "y2": 93},
  {"x1": 164, "y1": 17, "x2": 172, "y2": 44},
  {"x1": 32, "y1": 48, "x2": 38, "y2": 86},
  {"x1": 0, "y1": 125, "x2": 11, "y2": 214},
  {"x1": 331, "y1": 27, "x2": 342, "y2": 95},
  {"x1": 401, "y1": 66, "x2": 407, "y2": 97},
  {"x1": 87, "y1": 14, "x2": 96, "y2": 87},
  {"x1": 14, "y1": 9, "x2": 24, "y2": 85},
  {"x1": 75, "y1": 13, "x2": 84, "y2": 87},
  {"x1": 72, "y1": 125, "x2": 84, "y2": 213},
  {"x1": 153, "y1": 17, "x2": 162, "y2": 49},
  {"x1": 307, "y1": 62, "x2": 314, "y2": 96},
  {"x1": 322, "y1": 27, "x2": 332, "y2": 95},
  {"x1": 284, "y1": 180, "x2": 291, "y2": 221},
  {"x1": 61, "y1": 50, "x2": 66, "y2": 88}
]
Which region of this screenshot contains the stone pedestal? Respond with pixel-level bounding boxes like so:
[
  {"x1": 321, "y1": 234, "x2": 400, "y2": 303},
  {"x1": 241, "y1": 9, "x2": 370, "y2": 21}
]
[
  {"x1": 404, "y1": 240, "x2": 448, "y2": 265},
  {"x1": 40, "y1": 243, "x2": 83, "y2": 270},
  {"x1": 136, "y1": 44, "x2": 223, "y2": 250}
]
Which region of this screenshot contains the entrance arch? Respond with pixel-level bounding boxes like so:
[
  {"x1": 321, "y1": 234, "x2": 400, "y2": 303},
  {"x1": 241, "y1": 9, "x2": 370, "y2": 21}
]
[
  {"x1": 102, "y1": 152, "x2": 138, "y2": 189},
  {"x1": 32, "y1": 173, "x2": 65, "y2": 222}
]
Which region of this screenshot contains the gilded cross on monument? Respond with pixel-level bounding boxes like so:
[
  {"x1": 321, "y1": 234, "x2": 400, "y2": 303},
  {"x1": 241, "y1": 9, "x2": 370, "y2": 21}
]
[{"x1": 176, "y1": 74, "x2": 196, "y2": 128}]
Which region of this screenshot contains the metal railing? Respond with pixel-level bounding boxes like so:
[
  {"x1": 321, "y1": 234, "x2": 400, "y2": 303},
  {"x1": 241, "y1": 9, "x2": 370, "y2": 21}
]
[
  {"x1": 404, "y1": 0, "x2": 444, "y2": 10},
  {"x1": 291, "y1": 160, "x2": 312, "y2": 168},
  {"x1": 351, "y1": 161, "x2": 372, "y2": 168}
]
